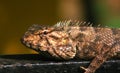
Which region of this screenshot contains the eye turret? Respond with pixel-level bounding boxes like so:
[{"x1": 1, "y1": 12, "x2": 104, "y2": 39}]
[{"x1": 43, "y1": 31, "x2": 47, "y2": 35}]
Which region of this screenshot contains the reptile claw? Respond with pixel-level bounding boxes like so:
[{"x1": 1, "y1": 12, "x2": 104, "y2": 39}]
[{"x1": 80, "y1": 66, "x2": 87, "y2": 71}]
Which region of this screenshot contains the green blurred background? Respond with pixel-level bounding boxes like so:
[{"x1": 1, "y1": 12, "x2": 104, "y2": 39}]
[{"x1": 0, "y1": 0, "x2": 120, "y2": 55}]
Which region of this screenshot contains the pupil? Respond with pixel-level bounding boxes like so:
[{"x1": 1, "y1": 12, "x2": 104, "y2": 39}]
[{"x1": 43, "y1": 31, "x2": 47, "y2": 34}]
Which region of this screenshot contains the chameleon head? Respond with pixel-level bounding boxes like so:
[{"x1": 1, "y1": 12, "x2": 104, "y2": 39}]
[{"x1": 21, "y1": 24, "x2": 76, "y2": 60}]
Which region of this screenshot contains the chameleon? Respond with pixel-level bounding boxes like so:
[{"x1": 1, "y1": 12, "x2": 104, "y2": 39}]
[{"x1": 21, "y1": 20, "x2": 120, "y2": 73}]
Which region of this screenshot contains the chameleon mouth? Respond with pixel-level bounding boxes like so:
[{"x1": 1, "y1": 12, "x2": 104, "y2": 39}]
[
  {"x1": 21, "y1": 33, "x2": 39, "y2": 49},
  {"x1": 21, "y1": 35, "x2": 32, "y2": 48}
]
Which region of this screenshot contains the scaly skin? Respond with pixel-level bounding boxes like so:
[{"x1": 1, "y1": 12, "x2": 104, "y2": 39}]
[{"x1": 21, "y1": 20, "x2": 120, "y2": 73}]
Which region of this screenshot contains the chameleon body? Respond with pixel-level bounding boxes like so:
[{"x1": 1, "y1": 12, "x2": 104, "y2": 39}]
[{"x1": 21, "y1": 20, "x2": 120, "y2": 73}]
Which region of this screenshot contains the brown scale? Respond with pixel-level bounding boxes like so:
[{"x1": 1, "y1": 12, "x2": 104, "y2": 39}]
[{"x1": 21, "y1": 20, "x2": 120, "y2": 73}]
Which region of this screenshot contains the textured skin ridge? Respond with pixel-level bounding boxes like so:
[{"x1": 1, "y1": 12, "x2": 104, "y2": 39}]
[{"x1": 21, "y1": 20, "x2": 120, "y2": 73}]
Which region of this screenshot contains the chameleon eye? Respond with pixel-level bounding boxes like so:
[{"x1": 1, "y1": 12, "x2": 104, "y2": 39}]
[{"x1": 43, "y1": 31, "x2": 47, "y2": 35}]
